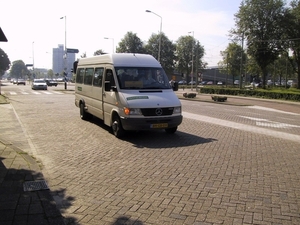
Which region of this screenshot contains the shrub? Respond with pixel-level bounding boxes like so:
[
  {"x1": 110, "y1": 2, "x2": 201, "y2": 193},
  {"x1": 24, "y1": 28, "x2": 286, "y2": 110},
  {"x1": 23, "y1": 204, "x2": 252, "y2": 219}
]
[{"x1": 199, "y1": 87, "x2": 300, "y2": 101}]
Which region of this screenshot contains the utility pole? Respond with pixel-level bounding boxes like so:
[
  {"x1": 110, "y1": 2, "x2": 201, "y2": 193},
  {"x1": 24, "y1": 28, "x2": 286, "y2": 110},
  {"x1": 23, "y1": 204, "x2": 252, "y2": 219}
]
[
  {"x1": 226, "y1": 52, "x2": 229, "y2": 88},
  {"x1": 188, "y1": 31, "x2": 194, "y2": 91},
  {"x1": 60, "y1": 16, "x2": 67, "y2": 90},
  {"x1": 239, "y1": 33, "x2": 244, "y2": 89}
]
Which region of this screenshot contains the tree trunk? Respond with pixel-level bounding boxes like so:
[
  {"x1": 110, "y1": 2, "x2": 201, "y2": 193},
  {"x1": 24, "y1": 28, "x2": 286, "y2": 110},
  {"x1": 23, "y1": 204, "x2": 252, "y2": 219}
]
[
  {"x1": 297, "y1": 69, "x2": 300, "y2": 89},
  {"x1": 262, "y1": 67, "x2": 268, "y2": 89}
]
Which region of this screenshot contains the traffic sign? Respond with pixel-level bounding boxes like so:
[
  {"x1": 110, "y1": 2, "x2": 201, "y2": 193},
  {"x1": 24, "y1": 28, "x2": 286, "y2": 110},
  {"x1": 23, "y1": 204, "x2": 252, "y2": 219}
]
[{"x1": 67, "y1": 48, "x2": 79, "y2": 53}]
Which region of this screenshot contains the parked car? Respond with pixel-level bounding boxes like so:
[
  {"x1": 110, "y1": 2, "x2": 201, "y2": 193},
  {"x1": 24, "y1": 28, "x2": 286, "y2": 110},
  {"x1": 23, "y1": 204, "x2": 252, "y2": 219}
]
[
  {"x1": 188, "y1": 81, "x2": 196, "y2": 85},
  {"x1": 206, "y1": 81, "x2": 213, "y2": 85},
  {"x1": 16, "y1": 79, "x2": 26, "y2": 85},
  {"x1": 178, "y1": 80, "x2": 187, "y2": 85},
  {"x1": 31, "y1": 79, "x2": 48, "y2": 90},
  {"x1": 234, "y1": 80, "x2": 239, "y2": 85},
  {"x1": 217, "y1": 81, "x2": 223, "y2": 85},
  {"x1": 45, "y1": 79, "x2": 58, "y2": 87},
  {"x1": 251, "y1": 82, "x2": 261, "y2": 87}
]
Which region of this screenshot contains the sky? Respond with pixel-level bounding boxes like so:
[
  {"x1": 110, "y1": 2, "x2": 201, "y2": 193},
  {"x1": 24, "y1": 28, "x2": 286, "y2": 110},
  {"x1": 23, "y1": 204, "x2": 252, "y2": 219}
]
[{"x1": 1, "y1": 0, "x2": 244, "y2": 69}]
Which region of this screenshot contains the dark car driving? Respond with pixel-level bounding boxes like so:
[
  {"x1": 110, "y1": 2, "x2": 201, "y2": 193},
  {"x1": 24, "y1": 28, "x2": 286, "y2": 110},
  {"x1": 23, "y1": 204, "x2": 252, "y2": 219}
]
[{"x1": 45, "y1": 79, "x2": 58, "y2": 87}]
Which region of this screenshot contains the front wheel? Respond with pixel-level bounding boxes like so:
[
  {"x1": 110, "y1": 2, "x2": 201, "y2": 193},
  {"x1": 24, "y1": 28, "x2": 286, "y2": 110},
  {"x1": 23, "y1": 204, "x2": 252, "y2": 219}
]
[
  {"x1": 112, "y1": 115, "x2": 125, "y2": 138},
  {"x1": 165, "y1": 126, "x2": 177, "y2": 134},
  {"x1": 80, "y1": 103, "x2": 90, "y2": 120}
]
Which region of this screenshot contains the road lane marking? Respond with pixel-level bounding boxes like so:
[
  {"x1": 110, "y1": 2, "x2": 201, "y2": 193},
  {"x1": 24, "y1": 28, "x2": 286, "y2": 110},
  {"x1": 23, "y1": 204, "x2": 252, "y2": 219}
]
[
  {"x1": 41, "y1": 91, "x2": 52, "y2": 95},
  {"x1": 31, "y1": 91, "x2": 42, "y2": 95},
  {"x1": 246, "y1": 105, "x2": 300, "y2": 115},
  {"x1": 51, "y1": 91, "x2": 63, "y2": 95},
  {"x1": 183, "y1": 111, "x2": 300, "y2": 143},
  {"x1": 238, "y1": 116, "x2": 300, "y2": 128}
]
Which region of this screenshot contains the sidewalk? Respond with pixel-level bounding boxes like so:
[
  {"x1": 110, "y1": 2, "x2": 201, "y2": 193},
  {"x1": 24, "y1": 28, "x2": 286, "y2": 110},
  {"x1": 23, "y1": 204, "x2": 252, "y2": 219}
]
[{"x1": 0, "y1": 102, "x2": 65, "y2": 224}]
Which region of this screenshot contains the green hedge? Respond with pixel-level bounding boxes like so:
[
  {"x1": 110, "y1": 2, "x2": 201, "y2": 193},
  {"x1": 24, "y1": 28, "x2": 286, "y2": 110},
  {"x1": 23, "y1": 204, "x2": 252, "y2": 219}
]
[{"x1": 199, "y1": 87, "x2": 300, "y2": 101}]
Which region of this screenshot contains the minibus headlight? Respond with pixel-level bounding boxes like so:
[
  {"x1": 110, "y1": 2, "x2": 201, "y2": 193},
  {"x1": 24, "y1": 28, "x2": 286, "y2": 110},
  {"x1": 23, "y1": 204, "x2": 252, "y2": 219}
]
[
  {"x1": 124, "y1": 108, "x2": 142, "y2": 115},
  {"x1": 173, "y1": 106, "x2": 181, "y2": 114}
]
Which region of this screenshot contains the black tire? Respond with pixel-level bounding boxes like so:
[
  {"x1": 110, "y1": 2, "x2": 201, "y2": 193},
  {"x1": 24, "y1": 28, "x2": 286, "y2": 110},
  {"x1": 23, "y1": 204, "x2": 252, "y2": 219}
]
[
  {"x1": 165, "y1": 126, "x2": 177, "y2": 134},
  {"x1": 112, "y1": 114, "x2": 125, "y2": 138},
  {"x1": 80, "y1": 103, "x2": 89, "y2": 120}
]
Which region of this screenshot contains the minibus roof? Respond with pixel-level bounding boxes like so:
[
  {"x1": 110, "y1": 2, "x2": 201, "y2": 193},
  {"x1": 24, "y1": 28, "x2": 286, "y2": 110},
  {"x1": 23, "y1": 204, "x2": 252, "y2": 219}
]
[{"x1": 77, "y1": 53, "x2": 161, "y2": 67}]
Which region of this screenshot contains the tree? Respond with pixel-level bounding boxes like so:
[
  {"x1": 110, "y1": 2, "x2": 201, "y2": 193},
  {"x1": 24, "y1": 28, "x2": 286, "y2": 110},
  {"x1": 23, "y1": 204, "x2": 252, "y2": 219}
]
[
  {"x1": 94, "y1": 49, "x2": 105, "y2": 56},
  {"x1": 10, "y1": 60, "x2": 28, "y2": 79},
  {"x1": 144, "y1": 33, "x2": 176, "y2": 75},
  {"x1": 175, "y1": 35, "x2": 205, "y2": 81},
  {"x1": 232, "y1": 0, "x2": 288, "y2": 88},
  {"x1": 0, "y1": 48, "x2": 10, "y2": 77},
  {"x1": 284, "y1": 0, "x2": 300, "y2": 88},
  {"x1": 47, "y1": 69, "x2": 54, "y2": 79},
  {"x1": 116, "y1": 32, "x2": 145, "y2": 53},
  {"x1": 245, "y1": 56, "x2": 262, "y2": 83},
  {"x1": 220, "y1": 43, "x2": 247, "y2": 84},
  {"x1": 268, "y1": 54, "x2": 294, "y2": 87}
]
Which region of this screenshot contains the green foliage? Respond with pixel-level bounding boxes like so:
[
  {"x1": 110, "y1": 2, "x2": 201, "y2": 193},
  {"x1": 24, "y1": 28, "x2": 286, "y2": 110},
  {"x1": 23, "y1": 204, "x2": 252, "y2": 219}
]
[
  {"x1": 285, "y1": 0, "x2": 300, "y2": 89},
  {"x1": 0, "y1": 48, "x2": 10, "y2": 76},
  {"x1": 233, "y1": 0, "x2": 289, "y2": 88},
  {"x1": 47, "y1": 69, "x2": 54, "y2": 79},
  {"x1": 219, "y1": 43, "x2": 247, "y2": 84},
  {"x1": 200, "y1": 87, "x2": 300, "y2": 101},
  {"x1": 175, "y1": 36, "x2": 205, "y2": 79},
  {"x1": 94, "y1": 49, "x2": 105, "y2": 56},
  {"x1": 9, "y1": 60, "x2": 28, "y2": 78},
  {"x1": 116, "y1": 32, "x2": 145, "y2": 53},
  {"x1": 144, "y1": 33, "x2": 176, "y2": 75}
]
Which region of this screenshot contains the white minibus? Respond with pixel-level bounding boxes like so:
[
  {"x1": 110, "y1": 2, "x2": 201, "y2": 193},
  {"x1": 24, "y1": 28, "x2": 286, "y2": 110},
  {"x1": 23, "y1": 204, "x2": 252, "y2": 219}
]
[{"x1": 73, "y1": 53, "x2": 182, "y2": 138}]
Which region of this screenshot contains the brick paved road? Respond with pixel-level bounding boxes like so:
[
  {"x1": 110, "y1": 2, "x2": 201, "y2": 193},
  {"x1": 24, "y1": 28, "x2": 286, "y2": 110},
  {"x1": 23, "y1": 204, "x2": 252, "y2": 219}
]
[{"x1": 5, "y1": 90, "x2": 300, "y2": 225}]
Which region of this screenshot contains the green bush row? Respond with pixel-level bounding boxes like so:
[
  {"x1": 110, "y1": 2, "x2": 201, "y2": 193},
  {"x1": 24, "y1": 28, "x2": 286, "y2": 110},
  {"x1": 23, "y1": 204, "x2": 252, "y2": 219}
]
[{"x1": 199, "y1": 87, "x2": 300, "y2": 101}]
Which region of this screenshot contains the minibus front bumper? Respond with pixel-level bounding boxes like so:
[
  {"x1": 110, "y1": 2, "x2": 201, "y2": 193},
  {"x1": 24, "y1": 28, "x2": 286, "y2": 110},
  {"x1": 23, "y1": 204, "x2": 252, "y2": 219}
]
[{"x1": 120, "y1": 115, "x2": 183, "y2": 131}]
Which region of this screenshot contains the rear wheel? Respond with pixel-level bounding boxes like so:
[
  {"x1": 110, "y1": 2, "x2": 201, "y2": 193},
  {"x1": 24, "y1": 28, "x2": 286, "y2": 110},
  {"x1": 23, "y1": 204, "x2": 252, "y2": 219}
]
[
  {"x1": 112, "y1": 115, "x2": 125, "y2": 138},
  {"x1": 165, "y1": 126, "x2": 177, "y2": 134}
]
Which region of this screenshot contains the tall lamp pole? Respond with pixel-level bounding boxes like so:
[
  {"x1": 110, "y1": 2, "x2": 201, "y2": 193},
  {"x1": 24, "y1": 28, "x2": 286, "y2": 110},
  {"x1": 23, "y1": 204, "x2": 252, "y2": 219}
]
[
  {"x1": 188, "y1": 31, "x2": 194, "y2": 91},
  {"x1": 32, "y1": 41, "x2": 35, "y2": 80},
  {"x1": 60, "y1": 16, "x2": 67, "y2": 90},
  {"x1": 145, "y1": 10, "x2": 162, "y2": 63},
  {"x1": 104, "y1": 37, "x2": 115, "y2": 53}
]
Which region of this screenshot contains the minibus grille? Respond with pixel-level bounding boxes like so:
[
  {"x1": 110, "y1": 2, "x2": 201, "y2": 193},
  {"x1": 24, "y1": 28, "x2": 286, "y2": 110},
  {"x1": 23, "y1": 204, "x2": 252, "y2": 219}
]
[{"x1": 141, "y1": 107, "x2": 174, "y2": 116}]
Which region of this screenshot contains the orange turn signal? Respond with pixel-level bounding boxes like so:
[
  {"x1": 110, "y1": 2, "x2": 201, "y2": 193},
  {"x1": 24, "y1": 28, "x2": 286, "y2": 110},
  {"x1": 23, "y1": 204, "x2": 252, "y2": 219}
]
[{"x1": 124, "y1": 108, "x2": 130, "y2": 115}]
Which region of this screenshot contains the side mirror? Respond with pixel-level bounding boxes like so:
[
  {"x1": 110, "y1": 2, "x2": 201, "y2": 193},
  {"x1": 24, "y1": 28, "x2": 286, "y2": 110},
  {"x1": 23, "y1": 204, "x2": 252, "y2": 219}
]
[
  {"x1": 104, "y1": 81, "x2": 117, "y2": 92},
  {"x1": 73, "y1": 61, "x2": 78, "y2": 74},
  {"x1": 104, "y1": 81, "x2": 111, "y2": 91}
]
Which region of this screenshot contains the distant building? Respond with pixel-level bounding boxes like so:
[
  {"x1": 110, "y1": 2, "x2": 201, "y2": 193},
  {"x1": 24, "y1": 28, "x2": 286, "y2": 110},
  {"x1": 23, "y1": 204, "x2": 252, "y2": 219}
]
[{"x1": 52, "y1": 44, "x2": 75, "y2": 78}]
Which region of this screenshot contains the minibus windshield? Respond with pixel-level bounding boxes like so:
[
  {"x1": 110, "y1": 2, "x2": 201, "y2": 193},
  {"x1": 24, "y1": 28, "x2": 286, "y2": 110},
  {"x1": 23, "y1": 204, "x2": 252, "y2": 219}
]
[{"x1": 115, "y1": 67, "x2": 172, "y2": 90}]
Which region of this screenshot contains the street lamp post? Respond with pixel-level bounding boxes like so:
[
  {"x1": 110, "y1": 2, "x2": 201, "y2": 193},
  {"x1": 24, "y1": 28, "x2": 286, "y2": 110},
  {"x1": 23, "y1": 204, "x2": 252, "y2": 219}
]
[
  {"x1": 145, "y1": 10, "x2": 162, "y2": 63},
  {"x1": 32, "y1": 41, "x2": 35, "y2": 81},
  {"x1": 188, "y1": 31, "x2": 194, "y2": 91},
  {"x1": 60, "y1": 16, "x2": 67, "y2": 90},
  {"x1": 104, "y1": 37, "x2": 114, "y2": 53}
]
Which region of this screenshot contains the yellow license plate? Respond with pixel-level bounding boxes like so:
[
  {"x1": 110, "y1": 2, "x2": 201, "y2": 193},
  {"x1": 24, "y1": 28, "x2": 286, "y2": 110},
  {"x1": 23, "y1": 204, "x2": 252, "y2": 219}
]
[{"x1": 151, "y1": 123, "x2": 168, "y2": 128}]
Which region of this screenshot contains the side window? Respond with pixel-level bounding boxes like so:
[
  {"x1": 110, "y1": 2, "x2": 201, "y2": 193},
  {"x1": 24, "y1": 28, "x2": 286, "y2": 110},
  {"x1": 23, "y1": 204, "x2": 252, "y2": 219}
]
[
  {"x1": 105, "y1": 69, "x2": 115, "y2": 86},
  {"x1": 93, "y1": 67, "x2": 104, "y2": 87},
  {"x1": 76, "y1": 68, "x2": 85, "y2": 84},
  {"x1": 84, "y1": 68, "x2": 94, "y2": 85}
]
